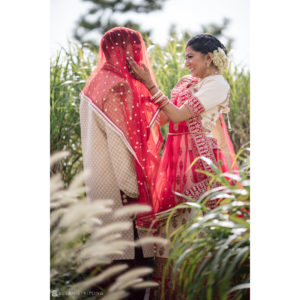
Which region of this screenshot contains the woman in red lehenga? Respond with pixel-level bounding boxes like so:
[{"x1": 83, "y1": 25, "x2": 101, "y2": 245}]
[{"x1": 127, "y1": 33, "x2": 239, "y2": 299}]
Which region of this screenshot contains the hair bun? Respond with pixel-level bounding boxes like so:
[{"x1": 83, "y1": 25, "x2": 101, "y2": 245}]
[
  {"x1": 212, "y1": 47, "x2": 228, "y2": 71},
  {"x1": 187, "y1": 33, "x2": 228, "y2": 57}
]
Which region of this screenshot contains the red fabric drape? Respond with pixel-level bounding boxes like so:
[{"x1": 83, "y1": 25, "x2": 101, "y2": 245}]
[
  {"x1": 219, "y1": 114, "x2": 239, "y2": 175},
  {"x1": 81, "y1": 27, "x2": 163, "y2": 230}
]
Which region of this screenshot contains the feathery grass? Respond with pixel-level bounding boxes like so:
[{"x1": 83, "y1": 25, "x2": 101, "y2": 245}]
[{"x1": 50, "y1": 151, "x2": 167, "y2": 299}]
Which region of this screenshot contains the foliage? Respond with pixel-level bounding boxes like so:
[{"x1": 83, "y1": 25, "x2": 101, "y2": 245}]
[
  {"x1": 168, "y1": 17, "x2": 234, "y2": 52},
  {"x1": 73, "y1": 0, "x2": 167, "y2": 45},
  {"x1": 50, "y1": 151, "x2": 167, "y2": 299},
  {"x1": 161, "y1": 150, "x2": 250, "y2": 300},
  {"x1": 222, "y1": 66, "x2": 250, "y2": 153},
  {"x1": 200, "y1": 17, "x2": 234, "y2": 51},
  {"x1": 50, "y1": 43, "x2": 96, "y2": 184}
]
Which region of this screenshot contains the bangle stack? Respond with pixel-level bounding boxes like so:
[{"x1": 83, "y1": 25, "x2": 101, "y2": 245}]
[
  {"x1": 150, "y1": 90, "x2": 170, "y2": 109},
  {"x1": 148, "y1": 84, "x2": 156, "y2": 91}
]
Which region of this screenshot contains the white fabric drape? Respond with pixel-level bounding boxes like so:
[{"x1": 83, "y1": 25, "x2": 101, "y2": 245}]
[{"x1": 80, "y1": 96, "x2": 154, "y2": 259}]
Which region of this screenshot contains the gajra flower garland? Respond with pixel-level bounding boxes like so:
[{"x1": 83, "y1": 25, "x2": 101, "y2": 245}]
[{"x1": 212, "y1": 47, "x2": 228, "y2": 71}]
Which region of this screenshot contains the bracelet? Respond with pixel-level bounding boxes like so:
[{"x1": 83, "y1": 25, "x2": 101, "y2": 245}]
[
  {"x1": 160, "y1": 102, "x2": 169, "y2": 109},
  {"x1": 151, "y1": 90, "x2": 161, "y2": 101},
  {"x1": 159, "y1": 100, "x2": 169, "y2": 109},
  {"x1": 158, "y1": 97, "x2": 170, "y2": 109},
  {"x1": 154, "y1": 94, "x2": 165, "y2": 104},
  {"x1": 148, "y1": 84, "x2": 156, "y2": 91}
]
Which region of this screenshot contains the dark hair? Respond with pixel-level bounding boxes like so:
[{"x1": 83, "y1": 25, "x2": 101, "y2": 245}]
[{"x1": 186, "y1": 34, "x2": 227, "y2": 55}]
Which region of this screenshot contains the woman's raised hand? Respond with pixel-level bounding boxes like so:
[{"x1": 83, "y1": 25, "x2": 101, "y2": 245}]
[{"x1": 126, "y1": 57, "x2": 154, "y2": 89}]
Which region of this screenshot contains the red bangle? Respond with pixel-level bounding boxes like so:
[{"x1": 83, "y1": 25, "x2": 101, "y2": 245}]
[
  {"x1": 154, "y1": 94, "x2": 165, "y2": 104},
  {"x1": 151, "y1": 90, "x2": 161, "y2": 100},
  {"x1": 152, "y1": 92, "x2": 164, "y2": 103},
  {"x1": 158, "y1": 97, "x2": 169, "y2": 108}
]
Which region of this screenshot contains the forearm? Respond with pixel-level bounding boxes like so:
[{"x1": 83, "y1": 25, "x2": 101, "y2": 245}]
[
  {"x1": 160, "y1": 101, "x2": 191, "y2": 124},
  {"x1": 145, "y1": 80, "x2": 192, "y2": 124},
  {"x1": 159, "y1": 110, "x2": 169, "y2": 126}
]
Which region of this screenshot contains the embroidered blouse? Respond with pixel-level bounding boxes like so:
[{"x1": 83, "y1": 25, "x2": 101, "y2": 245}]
[{"x1": 180, "y1": 74, "x2": 230, "y2": 137}]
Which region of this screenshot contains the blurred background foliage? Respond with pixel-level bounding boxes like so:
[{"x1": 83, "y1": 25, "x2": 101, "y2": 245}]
[
  {"x1": 73, "y1": 0, "x2": 235, "y2": 53},
  {"x1": 73, "y1": 0, "x2": 168, "y2": 47}
]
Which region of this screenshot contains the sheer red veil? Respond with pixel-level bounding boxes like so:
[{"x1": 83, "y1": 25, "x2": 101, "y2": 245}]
[{"x1": 81, "y1": 27, "x2": 163, "y2": 231}]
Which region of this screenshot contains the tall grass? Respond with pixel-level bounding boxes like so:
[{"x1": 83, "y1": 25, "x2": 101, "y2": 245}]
[
  {"x1": 50, "y1": 151, "x2": 168, "y2": 299},
  {"x1": 161, "y1": 150, "x2": 250, "y2": 300},
  {"x1": 222, "y1": 66, "x2": 250, "y2": 152},
  {"x1": 50, "y1": 43, "x2": 96, "y2": 184}
]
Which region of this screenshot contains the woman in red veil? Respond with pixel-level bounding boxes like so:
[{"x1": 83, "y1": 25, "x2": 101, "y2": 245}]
[
  {"x1": 80, "y1": 27, "x2": 164, "y2": 299},
  {"x1": 81, "y1": 27, "x2": 163, "y2": 230},
  {"x1": 127, "y1": 33, "x2": 239, "y2": 299}
]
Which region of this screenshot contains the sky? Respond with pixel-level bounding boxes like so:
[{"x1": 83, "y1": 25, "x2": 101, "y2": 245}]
[{"x1": 51, "y1": 0, "x2": 249, "y2": 68}]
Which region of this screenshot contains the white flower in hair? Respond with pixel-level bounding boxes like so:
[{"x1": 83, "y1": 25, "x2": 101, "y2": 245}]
[{"x1": 212, "y1": 47, "x2": 228, "y2": 71}]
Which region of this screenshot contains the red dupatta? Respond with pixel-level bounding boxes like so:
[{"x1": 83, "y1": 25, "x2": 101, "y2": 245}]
[{"x1": 81, "y1": 27, "x2": 163, "y2": 231}]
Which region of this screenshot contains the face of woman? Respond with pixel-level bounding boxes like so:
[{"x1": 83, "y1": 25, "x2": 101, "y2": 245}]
[
  {"x1": 125, "y1": 43, "x2": 142, "y2": 63},
  {"x1": 185, "y1": 46, "x2": 209, "y2": 78}
]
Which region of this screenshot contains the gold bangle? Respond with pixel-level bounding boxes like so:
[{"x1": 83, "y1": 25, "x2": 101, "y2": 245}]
[
  {"x1": 154, "y1": 94, "x2": 165, "y2": 104},
  {"x1": 158, "y1": 97, "x2": 170, "y2": 109},
  {"x1": 151, "y1": 90, "x2": 162, "y2": 101},
  {"x1": 160, "y1": 101, "x2": 169, "y2": 109}
]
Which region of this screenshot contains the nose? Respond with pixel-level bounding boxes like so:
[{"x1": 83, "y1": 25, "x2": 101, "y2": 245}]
[{"x1": 185, "y1": 60, "x2": 190, "y2": 68}]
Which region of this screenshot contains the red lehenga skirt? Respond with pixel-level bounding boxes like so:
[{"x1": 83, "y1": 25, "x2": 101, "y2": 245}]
[{"x1": 150, "y1": 119, "x2": 230, "y2": 300}]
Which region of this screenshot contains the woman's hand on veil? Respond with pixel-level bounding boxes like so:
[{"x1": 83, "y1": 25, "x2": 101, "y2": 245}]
[
  {"x1": 127, "y1": 57, "x2": 191, "y2": 124},
  {"x1": 126, "y1": 57, "x2": 154, "y2": 89}
]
